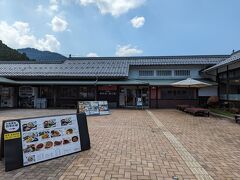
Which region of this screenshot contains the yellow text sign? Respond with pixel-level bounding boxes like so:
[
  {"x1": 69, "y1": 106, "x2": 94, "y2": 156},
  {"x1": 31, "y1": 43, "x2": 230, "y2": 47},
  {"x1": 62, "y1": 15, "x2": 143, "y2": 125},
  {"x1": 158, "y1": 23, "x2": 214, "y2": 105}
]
[{"x1": 4, "y1": 132, "x2": 21, "y2": 140}]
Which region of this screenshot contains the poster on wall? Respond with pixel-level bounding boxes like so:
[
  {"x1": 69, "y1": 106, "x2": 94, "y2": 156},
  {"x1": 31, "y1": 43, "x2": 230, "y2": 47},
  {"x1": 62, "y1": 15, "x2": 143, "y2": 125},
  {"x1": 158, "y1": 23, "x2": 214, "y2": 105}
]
[
  {"x1": 78, "y1": 101, "x2": 110, "y2": 116},
  {"x1": 0, "y1": 113, "x2": 91, "y2": 172}
]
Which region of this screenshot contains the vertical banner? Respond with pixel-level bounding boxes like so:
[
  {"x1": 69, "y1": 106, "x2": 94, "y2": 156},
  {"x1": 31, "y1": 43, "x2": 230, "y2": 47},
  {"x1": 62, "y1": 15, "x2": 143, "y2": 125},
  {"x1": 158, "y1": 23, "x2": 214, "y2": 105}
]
[{"x1": 0, "y1": 113, "x2": 90, "y2": 172}]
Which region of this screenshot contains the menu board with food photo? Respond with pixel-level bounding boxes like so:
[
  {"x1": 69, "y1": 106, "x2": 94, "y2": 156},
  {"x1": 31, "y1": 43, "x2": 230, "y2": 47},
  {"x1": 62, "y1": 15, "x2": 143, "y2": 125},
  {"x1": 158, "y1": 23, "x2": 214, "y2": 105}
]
[
  {"x1": 20, "y1": 115, "x2": 81, "y2": 166},
  {"x1": 78, "y1": 101, "x2": 110, "y2": 116},
  {"x1": 98, "y1": 101, "x2": 110, "y2": 115}
]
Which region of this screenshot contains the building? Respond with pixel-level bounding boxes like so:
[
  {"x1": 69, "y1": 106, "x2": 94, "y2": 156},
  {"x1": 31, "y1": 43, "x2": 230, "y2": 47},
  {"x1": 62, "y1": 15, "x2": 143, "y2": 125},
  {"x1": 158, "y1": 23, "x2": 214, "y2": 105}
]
[
  {"x1": 0, "y1": 53, "x2": 236, "y2": 109},
  {"x1": 205, "y1": 51, "x2": 240, "y2": 108}
]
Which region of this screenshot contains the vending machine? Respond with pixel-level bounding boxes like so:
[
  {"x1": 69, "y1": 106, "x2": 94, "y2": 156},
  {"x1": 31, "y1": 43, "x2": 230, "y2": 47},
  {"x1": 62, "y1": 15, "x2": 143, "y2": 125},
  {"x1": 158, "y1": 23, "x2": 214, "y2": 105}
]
[
  {"x1": 19, "y1": 86, "x2": 38, "y2": 108},
  {"x1": 0, "y1": 87, "x2": 15, "y2": 108}
]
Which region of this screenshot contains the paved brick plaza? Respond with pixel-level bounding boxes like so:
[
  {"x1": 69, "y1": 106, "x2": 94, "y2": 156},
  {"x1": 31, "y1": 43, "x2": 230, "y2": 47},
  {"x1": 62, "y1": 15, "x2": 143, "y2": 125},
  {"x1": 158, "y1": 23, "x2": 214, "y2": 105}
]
[{"x1": 0, "y1": 109, "x2": 240, "y2": 180}]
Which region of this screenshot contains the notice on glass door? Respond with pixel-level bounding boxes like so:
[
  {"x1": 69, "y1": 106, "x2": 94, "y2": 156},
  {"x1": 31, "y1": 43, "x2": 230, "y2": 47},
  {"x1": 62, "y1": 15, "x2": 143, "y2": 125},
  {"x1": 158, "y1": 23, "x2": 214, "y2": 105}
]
[{"x1": 20, "y1": 115, "x2": 81, "y2": 166}]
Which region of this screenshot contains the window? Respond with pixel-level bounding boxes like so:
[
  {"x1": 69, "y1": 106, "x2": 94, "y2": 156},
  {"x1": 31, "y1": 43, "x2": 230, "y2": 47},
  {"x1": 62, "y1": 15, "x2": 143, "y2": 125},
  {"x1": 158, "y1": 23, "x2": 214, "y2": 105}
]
[
  {"x1": 139, "y1": 70, "x2": 154, "y2": 76},
  {"x1": 174, "y1": 70, "x2": 190, "y2": 76},
  {"x1": 60, "y1": 87, "x2": 78, "y2": 98},
  {"x1": 156, "y1": 70, "x2": 172, "y2": 76},
  {"x1": 79, "y1": 87, "x2": 95, "y2": 99}
]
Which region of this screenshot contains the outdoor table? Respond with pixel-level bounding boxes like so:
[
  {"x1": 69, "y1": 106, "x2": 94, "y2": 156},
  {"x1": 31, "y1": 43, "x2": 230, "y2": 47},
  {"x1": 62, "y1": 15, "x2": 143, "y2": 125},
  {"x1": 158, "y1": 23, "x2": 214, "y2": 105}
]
[
  {"x1": 176, "y1": 105, "x2": 190, "y2": 111},
  {"x1": 235, "y1": 115, "x2": 240, "y2": 123},
  {"x1": 185, "y1": 107, "x2": 210, "y2": 117}
]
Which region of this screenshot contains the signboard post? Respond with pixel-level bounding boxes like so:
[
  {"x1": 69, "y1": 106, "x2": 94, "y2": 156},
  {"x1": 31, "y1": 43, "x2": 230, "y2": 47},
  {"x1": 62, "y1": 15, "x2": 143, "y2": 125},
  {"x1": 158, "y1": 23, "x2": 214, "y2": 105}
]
[{"x1": 0, "y1": 113, "x2": 90, "y2": 172}]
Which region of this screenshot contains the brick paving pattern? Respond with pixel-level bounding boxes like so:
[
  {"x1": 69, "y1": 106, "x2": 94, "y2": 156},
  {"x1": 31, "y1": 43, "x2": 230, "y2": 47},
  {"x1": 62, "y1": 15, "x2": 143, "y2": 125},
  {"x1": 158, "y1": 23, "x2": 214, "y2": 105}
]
[
  {"x1": 0, "y1": 109, "x2": 239, "y2": 179},
  {"x1": 146, "y1": 110, "x2": 213, "y2": 180},
  {"x1": 151, "y1": 109, "x2": 240, "y2": 180}
]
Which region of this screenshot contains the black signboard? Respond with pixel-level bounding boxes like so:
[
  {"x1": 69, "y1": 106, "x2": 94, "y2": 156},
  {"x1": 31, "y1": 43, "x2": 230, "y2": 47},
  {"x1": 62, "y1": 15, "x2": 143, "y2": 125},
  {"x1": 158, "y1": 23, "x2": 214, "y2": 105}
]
[{"x1": 0, "y1": 113, "x2": 90, "y2": 171}]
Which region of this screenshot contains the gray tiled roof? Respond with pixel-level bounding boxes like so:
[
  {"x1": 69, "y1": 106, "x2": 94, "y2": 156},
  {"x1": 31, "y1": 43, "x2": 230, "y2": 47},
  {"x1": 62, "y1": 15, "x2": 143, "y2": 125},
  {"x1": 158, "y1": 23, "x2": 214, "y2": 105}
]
[
  {"x1": 205, "y1": 51, "x2": 240, "y2": 71},
  {"x1": 0, "y1": 55, "x2": 228, "y2": 78}
]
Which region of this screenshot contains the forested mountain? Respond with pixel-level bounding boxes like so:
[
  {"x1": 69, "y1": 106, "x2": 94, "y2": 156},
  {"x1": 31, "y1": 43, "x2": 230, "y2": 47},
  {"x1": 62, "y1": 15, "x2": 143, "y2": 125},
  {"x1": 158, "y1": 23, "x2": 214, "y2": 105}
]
[
  {"x1": 0, "y1": 40, "x2": 29, "y2": 61},
  {"x1": 18, "y1": 48, "x2": 67, "y2": 61}
]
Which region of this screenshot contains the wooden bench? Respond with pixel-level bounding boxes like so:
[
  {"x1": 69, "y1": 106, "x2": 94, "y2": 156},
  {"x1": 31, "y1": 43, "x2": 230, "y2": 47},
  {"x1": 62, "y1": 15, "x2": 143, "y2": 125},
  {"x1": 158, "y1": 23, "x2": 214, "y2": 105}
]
[
  {"x1": 235, "y1": 115, "x2": 240, "y2": 123},
  {"x1": 185, "y1": 107, "x2": 210, "y2": 117}
]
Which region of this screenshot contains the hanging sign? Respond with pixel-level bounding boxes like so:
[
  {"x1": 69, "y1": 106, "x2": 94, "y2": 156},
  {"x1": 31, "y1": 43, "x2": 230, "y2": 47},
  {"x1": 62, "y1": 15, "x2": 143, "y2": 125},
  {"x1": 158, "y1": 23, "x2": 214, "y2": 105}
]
[{"x1": 0, "y1": 113, "x2": 90, "y2": 171}]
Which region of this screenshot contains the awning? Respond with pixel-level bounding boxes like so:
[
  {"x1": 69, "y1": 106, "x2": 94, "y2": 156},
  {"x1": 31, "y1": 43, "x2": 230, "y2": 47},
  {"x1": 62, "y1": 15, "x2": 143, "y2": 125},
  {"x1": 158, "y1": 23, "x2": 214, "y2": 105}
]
[
  {"x1": 0, "y1": 77, "x2": 18, "y2": 84},
  {"x1": 4, "y1": 79, "x2": 217, "y2": 86},
  {"x1": 17, "y1": 81, "x2": 96, "y2": 85},
  {"x1": 17, "y1": 79, "x2": 149, "y2": 85},
  {"x1": 96, "y1": 80, "x2": 148, "y2": 85},
  {"x1": 142, "y1": 79, "x2": 180, "y2": 86},
  {"x1": 142, "y1": 79, "x2": 217, "y2": 86}
]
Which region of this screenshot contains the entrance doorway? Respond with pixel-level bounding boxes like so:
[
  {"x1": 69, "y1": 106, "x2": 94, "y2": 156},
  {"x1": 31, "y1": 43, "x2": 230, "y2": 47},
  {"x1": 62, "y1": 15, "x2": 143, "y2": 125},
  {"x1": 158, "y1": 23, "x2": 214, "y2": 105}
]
[
  {"x1": 126, "y1": 88, "x2": 136, "y2": 106},
  {"x1": 119, "y1": 86, "x2": 149, "y2": 108}
]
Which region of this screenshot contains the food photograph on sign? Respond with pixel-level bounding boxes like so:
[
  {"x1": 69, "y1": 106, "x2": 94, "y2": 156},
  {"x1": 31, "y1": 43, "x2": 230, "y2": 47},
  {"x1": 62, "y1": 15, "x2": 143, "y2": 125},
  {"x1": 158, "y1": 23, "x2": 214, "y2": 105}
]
[
  {"x1": 20, "y1": 115, "x2": 81, "y2": 166},
  {"x1": 78, "y1": 101, "x2": 110, "y2": 116},
  {"x1": 89, "y1": 101, "x2": 100, "y2": 115},
  {"x1": 99, "y1": 101, "x2": 110, "y2": 115},
  {"x1": 78, "y1": 102, "x2": 86, "y2": 114}
]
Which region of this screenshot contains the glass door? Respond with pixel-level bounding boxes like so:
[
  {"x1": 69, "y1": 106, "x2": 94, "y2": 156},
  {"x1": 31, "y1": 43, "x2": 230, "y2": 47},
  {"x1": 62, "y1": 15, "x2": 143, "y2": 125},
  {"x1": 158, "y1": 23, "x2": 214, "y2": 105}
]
[
  {"x1": 136, "y1": 87, "x2": 149, "y2": 107},
  {"x1": 126, "y1": 88, "x2": 136, "y2": 106},
  {"x1": 119, "y1": 86, "x2": 149, "y2": 107}
]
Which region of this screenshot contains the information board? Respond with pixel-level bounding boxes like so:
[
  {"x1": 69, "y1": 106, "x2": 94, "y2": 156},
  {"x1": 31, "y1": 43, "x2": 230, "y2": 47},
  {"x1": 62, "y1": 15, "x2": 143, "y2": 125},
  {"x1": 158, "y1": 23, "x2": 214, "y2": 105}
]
[
  {"x1": 0, "y1": 113, "x2": 90, "y2": 171},
  {"x1": 78, "y1": 101, "x2": 110, "y2": 116}
]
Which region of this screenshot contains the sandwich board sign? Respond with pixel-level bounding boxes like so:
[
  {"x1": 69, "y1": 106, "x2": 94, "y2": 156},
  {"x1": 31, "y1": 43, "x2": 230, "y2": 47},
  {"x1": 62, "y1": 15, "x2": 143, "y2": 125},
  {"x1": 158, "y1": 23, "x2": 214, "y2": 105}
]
[
  {"x1": 136, "y1": 98, "x2": 143, "y2": 109},
  {"x1": 0, "y1": 113, "x2": 90, "y2": 171},
  {"x1": 78, "y1": 101, "x2": 110, "y2": 116}
]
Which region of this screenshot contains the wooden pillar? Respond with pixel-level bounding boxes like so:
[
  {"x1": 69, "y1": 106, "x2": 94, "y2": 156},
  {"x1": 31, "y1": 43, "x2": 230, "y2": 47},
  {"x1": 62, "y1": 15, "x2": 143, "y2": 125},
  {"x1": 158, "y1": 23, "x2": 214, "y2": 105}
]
[
  {"x1": 216, "y1": 69, "x2": 220, "y2": 98},
  {"x1": 226, "y1": 65, "x2": 229, "y2": 105},
  {"x1": 148, "y1": 86, "x2": 151, "y2": 108},
  {"x1": 53, "y1": 86, "x2": 56, "y2": 108},
  {"x1": 95, "y1": 85, "x2": 98, "y2": 101},
  {"x1": 16, "y1": 86, "x2": 19, "y2": 108},
  {"x1": 117, "y1": 85, "x2": 120, "y2": 108},
  {"x1": 156, "y1": 86, "x2": 159, "y2": 108}
]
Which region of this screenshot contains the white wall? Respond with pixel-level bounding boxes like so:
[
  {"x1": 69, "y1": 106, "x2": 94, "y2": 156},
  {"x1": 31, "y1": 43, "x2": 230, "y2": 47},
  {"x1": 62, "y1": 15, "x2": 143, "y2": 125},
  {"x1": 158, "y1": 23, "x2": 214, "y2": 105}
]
[
  {"x1": 198, "y1": 86, "x2": 218, "y2": 97},
  {"x1": 129, "y1": 65, "x2": 206, "y2": 79}
]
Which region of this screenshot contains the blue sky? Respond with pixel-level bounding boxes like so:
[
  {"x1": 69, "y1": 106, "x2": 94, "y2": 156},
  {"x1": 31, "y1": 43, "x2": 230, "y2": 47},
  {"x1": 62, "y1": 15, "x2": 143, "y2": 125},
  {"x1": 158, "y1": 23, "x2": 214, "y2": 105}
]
[{"x1": 0, "y1": 0, "x2": 240, "y2": 57}]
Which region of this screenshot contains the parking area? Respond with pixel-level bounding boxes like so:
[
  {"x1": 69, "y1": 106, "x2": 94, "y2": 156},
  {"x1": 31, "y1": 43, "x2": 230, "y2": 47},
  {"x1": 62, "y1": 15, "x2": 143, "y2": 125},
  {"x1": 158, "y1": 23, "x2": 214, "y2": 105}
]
[{"x1": 0, "y1": 109, "x2": 240, "y2": 180}]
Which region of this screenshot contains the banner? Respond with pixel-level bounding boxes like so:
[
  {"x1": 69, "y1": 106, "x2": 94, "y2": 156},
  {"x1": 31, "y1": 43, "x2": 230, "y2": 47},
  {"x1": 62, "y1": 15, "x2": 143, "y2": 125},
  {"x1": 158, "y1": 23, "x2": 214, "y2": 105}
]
[
  {"x1": 78, "y1": 101, "x2": 110, "y2": 116},
  {"x1": 0, "y1": 113, "x2": 90, "y2": 171}
]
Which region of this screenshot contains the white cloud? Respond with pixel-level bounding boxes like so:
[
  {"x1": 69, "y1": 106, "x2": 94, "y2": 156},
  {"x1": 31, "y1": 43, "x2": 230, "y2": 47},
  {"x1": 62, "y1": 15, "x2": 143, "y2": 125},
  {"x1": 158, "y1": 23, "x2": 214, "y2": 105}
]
[
  {"x1": 38, "y1": 35, "x2": 60, "y2": 51},
  {"x1": 0, "y1": 21, "x2": 60, "y2": 51},
  {"x1": 116, "y1": 44, "x2": 143, "y2": 56},
  {"x1": 130, "y1": 16, "x2": 145, "y2": 28},
  {"x1": 51, "y1": 16, "x2": 68, "y2": 32},
  {"x1": 79, "y1": 0, "x2": 146, "y2": 17},
  {"x1": 49, "y1": 0, "x2": 59, "y2": 13},
  {"x1": 36, "y1": 0, "x2": 59, "y2": 16},
  {"x1": 86, "y1": 52, "x2": 99, "y2": 57},
  {"x1": 12, "y1": 21, "x2": 30, "y2": 34},
  {"x1": 49, "y1": 4, "x2": 59, "y2": 12},
  {"x1": 36, "y1": 5, "x2": 44, "y2": 13}
]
